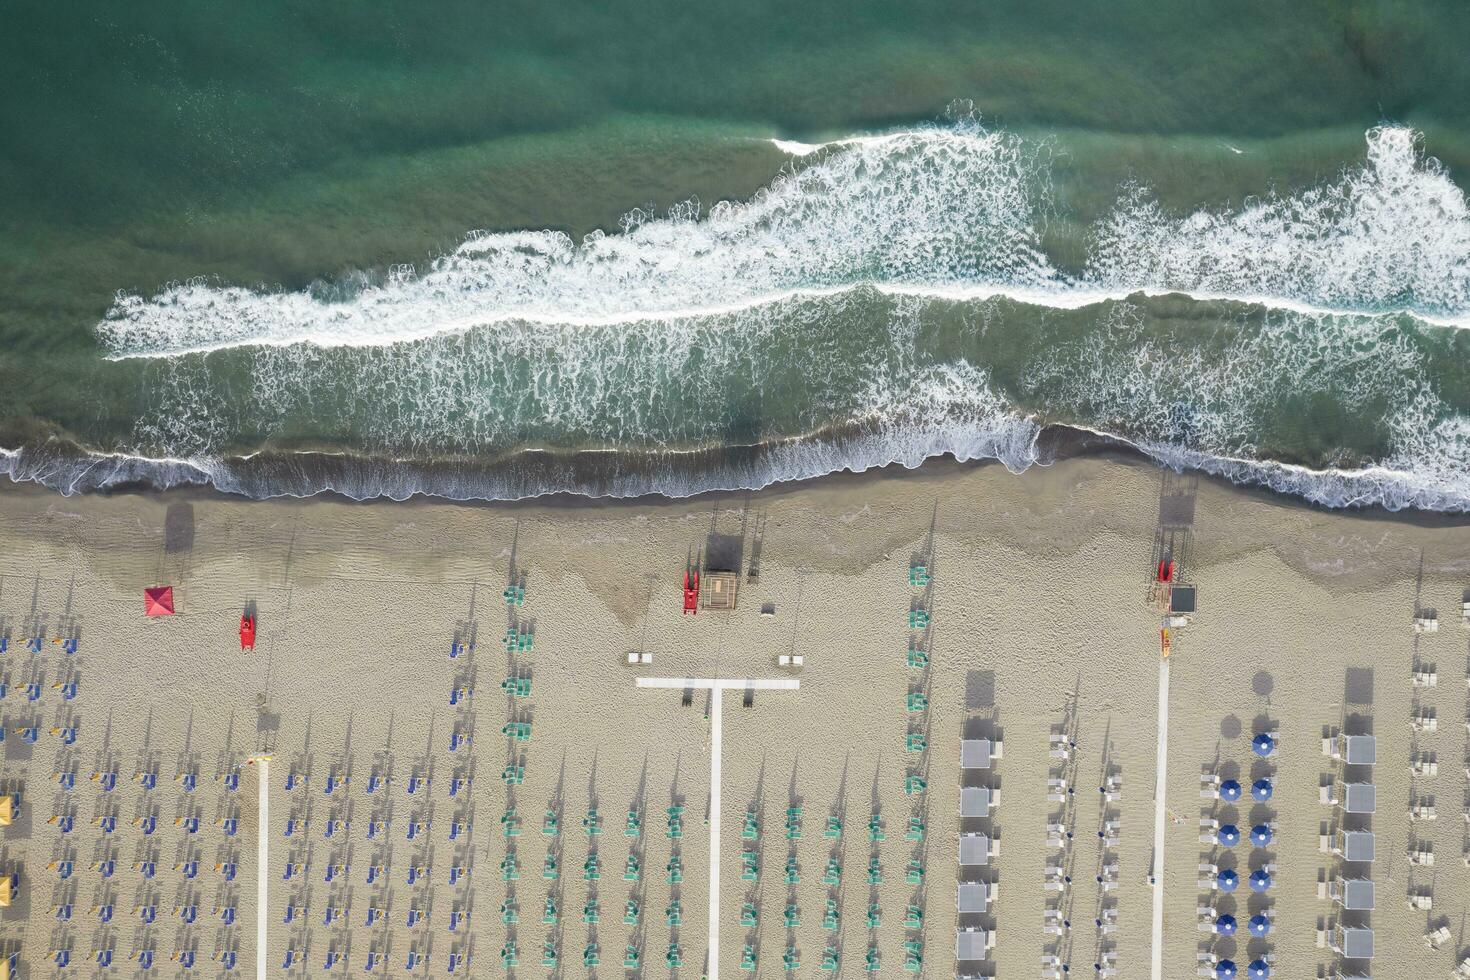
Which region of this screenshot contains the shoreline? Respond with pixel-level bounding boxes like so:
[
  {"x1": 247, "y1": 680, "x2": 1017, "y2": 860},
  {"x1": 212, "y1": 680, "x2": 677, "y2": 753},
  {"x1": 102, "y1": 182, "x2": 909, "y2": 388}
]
[{"x1": 6, "y1": 421, "x2": 1470, "y2": 520}]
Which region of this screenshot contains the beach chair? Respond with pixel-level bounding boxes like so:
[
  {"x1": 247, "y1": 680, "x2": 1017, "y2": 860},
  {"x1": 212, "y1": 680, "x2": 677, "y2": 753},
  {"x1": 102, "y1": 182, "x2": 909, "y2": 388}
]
[
  {"x1": 783, "y1": 947, "x2": 800, "y2": 972},
  {"x1": 866, "y1": 904, "x2": 881, "y2": 928},
  {"x1": 742, "y1": 811, "x2": 759, "y2": 839},
  {"x1": 623, "y1": 854, "x2": 640, "y2": 881},
  {"x1": 908, "y1": 565, "x2": 929, "y2": 587},
  {"x1": 782, "y1": 903, "x2": 799, "y2": 928},
  {"x1": 624, "y1": 899, "x2": 640, "y2": 925},
  {"x1": 541, "y1": 942, "x2": 557, "y2": 968},
  {"x1": 906, "y1": 692, "x2": 928, "y2": 712},
  {"x1": 1426, "y1": 925, "x2": 1452, "y2": 949},
  {"x1": 824, "y1": 815, "x2": 842, "y2": 839},
  {"x1": 823, "y1": 898, "x2": 840, "y2": 930},
  {"x1": 582, "y1": 899, "x2": 600, "y2": 924},
  {"x1": 500, "y1": 943, "x2": 519, "y2": 968},
  {"x1": 583, "y1": 855, "x2": 601, "y2": 881},
  {"x1": 828, "y1": 858, "x2": 846, "y2": 886},
  {"x1": 741, "y1": 852, "x2": 759, "y2": 881},
  {"x1": 906, "y1": 647, "x2": 928, "y2": 668},
  {"x1": 869, "y1": 813, "x2": 885, "y2": 841},
  {"x1": 623, "y1": 946, "x2": 640, "y2": 970},
  {"x1": 742, "y1": 945, "x2": 758, "y2": 972},
  {"x1": 906, "y1": 816, "x2": 925, "y2": 842},
  {"x1": 908, "y1": 609, "x2": 929, "y2": 630},
  {"x1": 667, "y1": 856, "x2": 683, "y2": 883},
  {"x1": 741, "y1": 902, "x2": 758, "y2": 927},
  {"x1": 786, "y1": 806, "x2": 803, "y2": 839},
  {"x1": 783, "y1": 857, "x2": 800, "y2": 884},
  {"x1": 582, "y1": 807, "x2": 602, "y2": 835},
  {"x1": 905, "y1": 731, "x2": 926, "y2": 752},
  {"x1": 667, "y1": 944, "x2": 684, "y2": 969},
  {"x1": 865, "y1": 948, "x2": 880, "y2": 973}
]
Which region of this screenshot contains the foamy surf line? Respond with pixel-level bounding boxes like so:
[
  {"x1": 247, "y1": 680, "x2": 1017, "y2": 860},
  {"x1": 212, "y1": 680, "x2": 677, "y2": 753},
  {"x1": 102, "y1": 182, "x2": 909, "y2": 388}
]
[
  {"x1": 99, "y1": 123, "x2": 1470, "y2": 358},
  {"x1": 4, "y1": 423, "x2": 1467, "y2": 513},
  {"x1": 99, "y1": 282, "x2": 1469, "y2": 360}
]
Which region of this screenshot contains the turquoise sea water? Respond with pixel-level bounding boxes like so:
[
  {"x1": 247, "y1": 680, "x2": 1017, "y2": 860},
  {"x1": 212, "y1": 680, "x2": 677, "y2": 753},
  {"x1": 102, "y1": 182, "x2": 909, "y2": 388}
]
[{"x1": 2, "y1": 1, "x2": 1470, "y2": 508}]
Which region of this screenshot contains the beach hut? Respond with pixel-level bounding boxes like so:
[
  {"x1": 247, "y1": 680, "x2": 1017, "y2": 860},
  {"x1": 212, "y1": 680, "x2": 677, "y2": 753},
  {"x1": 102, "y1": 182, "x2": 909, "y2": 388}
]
[
  {"x1": 1333, "y1": 780, "x2": 1376, "y2": 814},
  {"x1": 960, "y1": 739, "x2": 1000, "y2": 769},
  {"x1": 956, "y1": 883, "x2": 988, "y2": 914},
  {"x1": 1332, "y1": 830, "x2": 1374, "y2": 862},
  {"x1": 957, "y1": 834, "x2": 992, "y2": 867},
  {"x1": 1334, "y1": 926, "x2": 1373, "y2": 961},
  {"x1": 958, "y1": 788, "x2": 994, "y2": 817},
  {"x1": 144, "y1": 587, "x2": 175, "y2": 617},
  {"x1": 1331, "y1": 877, "x2": 1374, "y2": 911},
  {"x1": 955, "y1": 928, "x2": 992, "y2": 961}
]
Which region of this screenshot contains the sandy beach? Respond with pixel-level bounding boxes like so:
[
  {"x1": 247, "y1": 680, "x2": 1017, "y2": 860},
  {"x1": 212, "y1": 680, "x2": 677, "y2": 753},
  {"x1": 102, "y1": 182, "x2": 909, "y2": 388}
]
[{"x1": 1, "y1": 453, "x2": 1468, "y2": 978}]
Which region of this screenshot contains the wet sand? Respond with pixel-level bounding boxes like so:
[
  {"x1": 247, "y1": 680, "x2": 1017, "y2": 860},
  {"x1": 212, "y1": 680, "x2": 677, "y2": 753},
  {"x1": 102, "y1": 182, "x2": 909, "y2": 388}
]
[{"x1": 1, "y1": 453, "x2": 1468, "y2": 978}]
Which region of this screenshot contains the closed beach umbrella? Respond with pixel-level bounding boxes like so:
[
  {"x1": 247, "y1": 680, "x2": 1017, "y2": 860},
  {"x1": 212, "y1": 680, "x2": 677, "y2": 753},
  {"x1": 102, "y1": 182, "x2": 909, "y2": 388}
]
[
  {"x1": 1216, "y1": 824, "x2": 1241, "y2": 847},
  {"x1": 1252, "y1": 732, "x2": 1274, "y2": 757},
  {"x1": 143, "y1": 587, "x2": 175, "y2": 617},
  {"x1": 1215, "y1": 960, "x2": 1237, "y2": 980},
  {"x1": 1248, "y1": 868, "x2": 1272, "y2": 892},
  {"x1": 1247, "y1": 959, "x2": 1270, "y2": 979},
  {"x1": 1251, "y1": 778, "x2": 1273, "y2": 801},
  {"x1": 1217, "y1": 868, "x2": 1239, "y2": 892},
  {"x1": 1250, "y1": 824, "x2": 1273, "y2": 847},
  {"x1": 1248, "y1": 914, "x2": 1271, "y2": 937},
  {"x1": 1219, "y1": 779, "x2": 1242, "y2": 802},
  {"x1": 1214, "y1": 914, "x2": 1237, "y2": 935}
]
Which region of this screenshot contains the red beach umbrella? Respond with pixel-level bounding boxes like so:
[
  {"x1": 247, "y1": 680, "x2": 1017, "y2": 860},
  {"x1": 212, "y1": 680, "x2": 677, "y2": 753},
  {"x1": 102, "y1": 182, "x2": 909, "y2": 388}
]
[{"x1": 143, "y1": 586, "x2": 175, "y2": 617}]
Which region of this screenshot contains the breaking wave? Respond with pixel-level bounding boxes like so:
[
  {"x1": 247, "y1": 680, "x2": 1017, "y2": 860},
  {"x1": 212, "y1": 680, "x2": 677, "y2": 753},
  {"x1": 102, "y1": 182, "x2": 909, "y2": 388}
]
[{"x1": 6, "y1": 122, "x2": 1467, "y2": 511}]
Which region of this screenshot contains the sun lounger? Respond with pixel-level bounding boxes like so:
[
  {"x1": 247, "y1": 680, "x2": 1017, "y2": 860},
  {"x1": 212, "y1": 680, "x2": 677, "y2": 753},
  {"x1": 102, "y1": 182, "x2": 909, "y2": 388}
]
[{"x1": 1426, "y1": 925, "x2": 1452, "y2": 949}]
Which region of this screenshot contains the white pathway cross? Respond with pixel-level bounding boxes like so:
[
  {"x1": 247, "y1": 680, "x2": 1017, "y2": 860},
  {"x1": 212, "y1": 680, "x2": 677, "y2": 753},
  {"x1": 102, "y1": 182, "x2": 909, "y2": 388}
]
[
  {"x1": 247, "y1": 754, "x2": 273, "y2": 980},
  {"x1": 635, "y1": 677, "x2": 801, "y2": 980}
]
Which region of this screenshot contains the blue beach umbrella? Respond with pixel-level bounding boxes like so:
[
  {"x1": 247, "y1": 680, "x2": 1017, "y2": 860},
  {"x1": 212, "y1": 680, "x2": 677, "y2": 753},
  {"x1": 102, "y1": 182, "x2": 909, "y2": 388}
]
[
  {"x1": 1219, "y1": 779, "x2": 1243, "y2": 802},
  {"x1": 1247, "y1": 959, "x2": 1270, "y2": 979},
  {"x1": 1252, "y1": 733, "x2": 1275, "y2": 757},
  {"x1": 1248, "y1": 868, "x2": 1272, "y2": 892},
  {"x1": 1250, "y1": 824, "x2": 1273, "y2": 847},
  {"x1": 1217, "y1": 868, "x2": 1239, "y2": 892},
  {"x1": 1251, "y1": 778, "x2": 1273, "y2": 801},
  {"x1": 1215, "y1": 959, "x2": 1238, "y2": 980},
  {"x1": 1214, "y1": 914, "x2": 1237, "y2": 935},
  {"x1": 1216, "y1": 824, "x2": 1241, "y2": 847},
  {"x1": 1248, "y1": 914, "x2": 1271, "y2": 937}
]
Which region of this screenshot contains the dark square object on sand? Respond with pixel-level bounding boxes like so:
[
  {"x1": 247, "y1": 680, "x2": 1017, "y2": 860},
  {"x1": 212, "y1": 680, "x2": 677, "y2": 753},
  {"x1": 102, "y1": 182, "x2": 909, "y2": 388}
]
[{"x1": 1170, "y1": 585, "x2": 1197, "y2": 613}]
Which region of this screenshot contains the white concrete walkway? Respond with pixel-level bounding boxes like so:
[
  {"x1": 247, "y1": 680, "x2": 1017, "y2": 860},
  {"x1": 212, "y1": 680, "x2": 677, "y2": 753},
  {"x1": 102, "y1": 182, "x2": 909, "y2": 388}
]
[
  {"x1": 1150, "y1": 656, "x2": 1170, "y2": 980},
  {"x1": 247, "y1": 755, "x2": 273, "y2": 980},
  {"x1": 635, "y1": 677, "x2": 800, "y2": 980}
]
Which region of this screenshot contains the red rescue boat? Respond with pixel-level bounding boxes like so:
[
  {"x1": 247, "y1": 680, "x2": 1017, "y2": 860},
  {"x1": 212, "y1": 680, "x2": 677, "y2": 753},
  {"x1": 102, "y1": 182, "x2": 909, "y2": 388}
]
[{"x1": 682, "y1": 570, "x2": 699, "y2": 615}]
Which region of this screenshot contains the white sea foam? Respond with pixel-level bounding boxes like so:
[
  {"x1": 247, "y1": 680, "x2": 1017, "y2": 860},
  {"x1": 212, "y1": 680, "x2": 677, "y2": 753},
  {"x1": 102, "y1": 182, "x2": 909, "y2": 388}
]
[
  {"x1": 98, "y1": 124, "x2": 1470, "y2": 362},
  {"x1": 1090, "y1": 126, "x2": 1470, "y2": 319},
  {"x1": 100, "y1": 125, "x2": 1058, "y2": 358}
]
